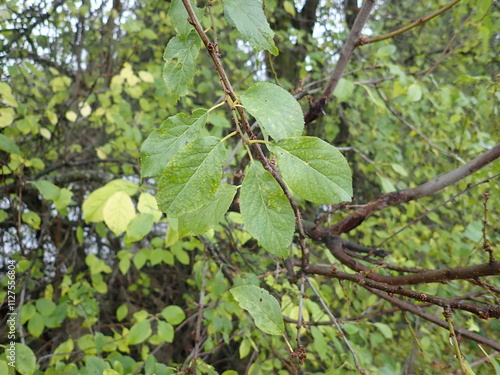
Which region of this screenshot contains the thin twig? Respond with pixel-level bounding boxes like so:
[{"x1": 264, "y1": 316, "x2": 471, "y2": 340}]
[
  {"x1": 361, "y1": 0, "x2": 462, "y2": 45},
  {"x1": 304, "y1": 0, "x2": 375, "y2": 124},
  {"x1": 305, "y1": 276, "x2": 366, "y2": 374},
  {"x1": 181, "y1": 0, "x2": 309, "y2": 268}
]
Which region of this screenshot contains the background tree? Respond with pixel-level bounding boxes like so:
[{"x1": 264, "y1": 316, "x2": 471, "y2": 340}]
[{"x1": 1, "y1": 0, "x2": 499, "y2": 374}]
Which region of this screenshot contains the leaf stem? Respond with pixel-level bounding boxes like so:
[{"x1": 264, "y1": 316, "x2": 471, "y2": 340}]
[
  {"x1": 208, "y1": 100, "x2": 226, "y2": 112},
  {"x1": 220, "y1": 130, "x2": 239, "y2": 143}
]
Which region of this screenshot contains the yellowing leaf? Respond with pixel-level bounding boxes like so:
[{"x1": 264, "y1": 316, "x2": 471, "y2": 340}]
[
  {"x1": 0, "y1": 107, "x2": 15, "y2": 127},
  {"x1": 138, "y1": 70, "x2": 155, "y2": 83},
  {"x1": 103, "y1": 191, "x2": 136, "y2": 236},
  {"x1": 79, "y1": 102, "x2": 92, "y2": 117},
  {"x1": 66, "y1": 111, "x2": 78, "y2": 122}
]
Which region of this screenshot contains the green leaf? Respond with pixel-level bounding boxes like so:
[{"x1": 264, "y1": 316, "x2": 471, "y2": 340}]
[
  {"x1": 50, "y1": 338, "x2": 74, "y2": 366},
  {"x1": 125, "y1": 213, "x2": 155, "y2": 242},
  {"x1": 240, "y1": 82, "x2": 304, "y2": 141},
  {"x1": 407, "y1": 82, "x2": 422, "y2": 102},
  {"x1": 223, "y1": 0, "x2": 278, "y2": 55},
  {"x1": 36, "y1": 298, "x2": 56, "y2": 317},
  {"x1": 157, "y1": 321, "x2": 174, "y2": 343},
  {"x1": 177, "y1": 183, "x2": 237, "y2": 237},
  {"x1": 374, "y1": 322, "x2": 393, "y2": 339},
  {"x1": 30, "y1": 180, "x2": 60, "y2": 201},
  {"x1": 230, "y1": 285, "x2": 284, "y2": 335},
  {"x1": 28, "y1": 313, "x2": 45, "y2": 337},
  {"x1": 22, "y1": 211, "x2": 41, "y2": 229},
  {"x1": 161, "y1": 305, "x2": 186, "y2": 325},
  {"x1": 239, "y1": 161, "x2": 295, "y2": 258},
  {"x1": 117, "y1": 304, "x2": 128, "y2": 321},
  {"x1": 168, "y1": 0, "x2": 204, "y2": 39},
  {"x1": 137, "y1": 192, "x2": 163, "y2": 221},
  {"x1": 140, "y1": 109, "x2": 208, "y2": 177},
  {"x1": 0, "y1": 82, "x2": 18, "y2": 107},
  {"x1": 0, "y1": 133, "x2": 20, "y2": 154},
  {"x1": 82, "y1": 179, "x2": 138, "y2": 223},
  {"x1": 103, "y1": 191, "x2": 136, "y2": 236},
  {"x1": 158, "y1": 136, "x2": 226, "y2": 217},
  {"x1": 163, "y1": 33, "x2": 201, "y2": 98},
  {"x1": 271, "y1": 136, "x2": 353, "y2": 204},
  {"x1": 0, "y1": 107, "x2": 16, "y2": 127},
  {"x1": 15, "y1": 343, "x2": 37, "y2": 375},
  {"x1": 128, "y1": 319, "x2": 152, "y2": 345},
  {"x1": 333, "y1": 78, "x2": 355, "y2": 102}
]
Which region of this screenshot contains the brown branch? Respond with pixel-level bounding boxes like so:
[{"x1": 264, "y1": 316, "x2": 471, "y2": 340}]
[
  {"x1": 325, "y1": 237, "x2": 500, "y2": 286},
  {"x1": 361, "y1": 0, "x2": 462, "y2": 45},
  {"x1": 316, "y1": 143, "x2": 500, "y2": 235},
  {"x1": 365, "y1": 287, "x2": 500, "y2": 352},
  {"x1": 303, "y1": 260, "x2": 500, "y2": 319},
  {"x1": 304, "y1": 0, "x2": 375, "y2": 125}
]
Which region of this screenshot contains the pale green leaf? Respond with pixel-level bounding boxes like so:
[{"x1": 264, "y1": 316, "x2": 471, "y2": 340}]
[
  {"x1": 66, "y1": 110, "x2": 77, "y2": 122},
  {"x1": 125, "y1": 213, "x2": 155, "y2": 242},
  {"x1": 240, "y1": 82, "x2": 304, "y2": 141},
  {"x1": 407, "y1": 83, "x2": 422, "y2": 102},
  {"x1": 117, "y1": 304, "x2": 128, "y2": 321},
  {"x1": 128, "y1": 319, "x2": 152, "y2": 345},
  {"x1": 271, "y1": 137, "x2": 353, "y2": 204},
  {"x1": 15, "y1": 343, "x2": 37, "y2": 375},
  {"x1": 22, "y1": 211, "x2": 41, "y2": 229},
  {"x1": 137, "y1": 192, "x2": 162, "y2": 221},
  {"x1": 333, "y1": 78, "x2": 355, "y2": 102},
  {"x1": 239, "y1": 161, "x2": 295, "y2": 257},
  {"x1": 36, "y1": 298, "x2": 56, "y2": 317},
  {"x1": 50, "y1": 339, "x2": 74, "y2": 366},
  {"x1": 133, "y1": 250, "x2": 147, "y2": 270},
  {"x1": 379, "y1": 176, "x2": 396, "y2": 193},
  {"x1": 28, "y1": 313, "x2": 45, "y2": 337},
  {"x1": 374, "y1": 322, "x2": 393, "y2": 339},
  {"x1": 103, "y1": 192, "x2": 136, "y2": 236},
  {"x1": 0, "y1": 82, "x2": 18, "y2": 107},
  {"x1": 157, "y1": 321, "x2": 174, "y2": 343},
  {"x1": 163, "y1": 33, "x2": 201, "y2": 98},
  {"x1": 140, "y1": 109, "x2": 208, "y2": 177},
  {"x1": 158, "y1": 136, "x2": 226, "y2": 217},
  {"x1": 230, "y1": 285, "x2": 284, "y2": 335},
  {"x1": 223, "y1": 0, "x2": 278, "y2": 55},
  {"x1": 168, "y1": 0, "x2": 204, "y2": 39},
  {"x1": 177, "y1": 183, "x2": 237, "y2": 237},
  {"x1": 0, "y1": 133, "x2": 20, "y2": 154},
  {"x1": 30, "y1": 180, "x2": 60, "y2": 201},
  {"x1": 376, "y1": 44, "x2": 396, "y2": 58},
  {"x1": 0, "y1": 107, "x2": 16, "y2": 127},
  {"x1": 54, "y1": 188, "x2": 73, "y2": 212},
  {"x1": 161, "y1": 305, "x2": 186, "y2": 325},
  {"x1": 83, "y1": 180, "x2": 138, "y2": 223}
]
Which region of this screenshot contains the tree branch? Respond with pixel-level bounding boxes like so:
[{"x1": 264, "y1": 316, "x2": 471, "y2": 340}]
[
  {"x1": 318, "y1": 144, "x2": 500, "y2": 235},
  {"x1": 365, "y1": 287, "x2": 500, "y2": 352},
  {"x1": 303, "y1": 259, "x2": 500, "y2": 319},
  {"x1": 361, "y1": 0, "x2": 462, "y2": 45},
  {"x1": 180, "y1": 0, "x2": 309, "y2": 267},
  {"x1": 304, "y1": 0, "x2": 375, "y2": 125},
  {"x1": 324, "y1": 237, "x2": 500, "y2": 286}
]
